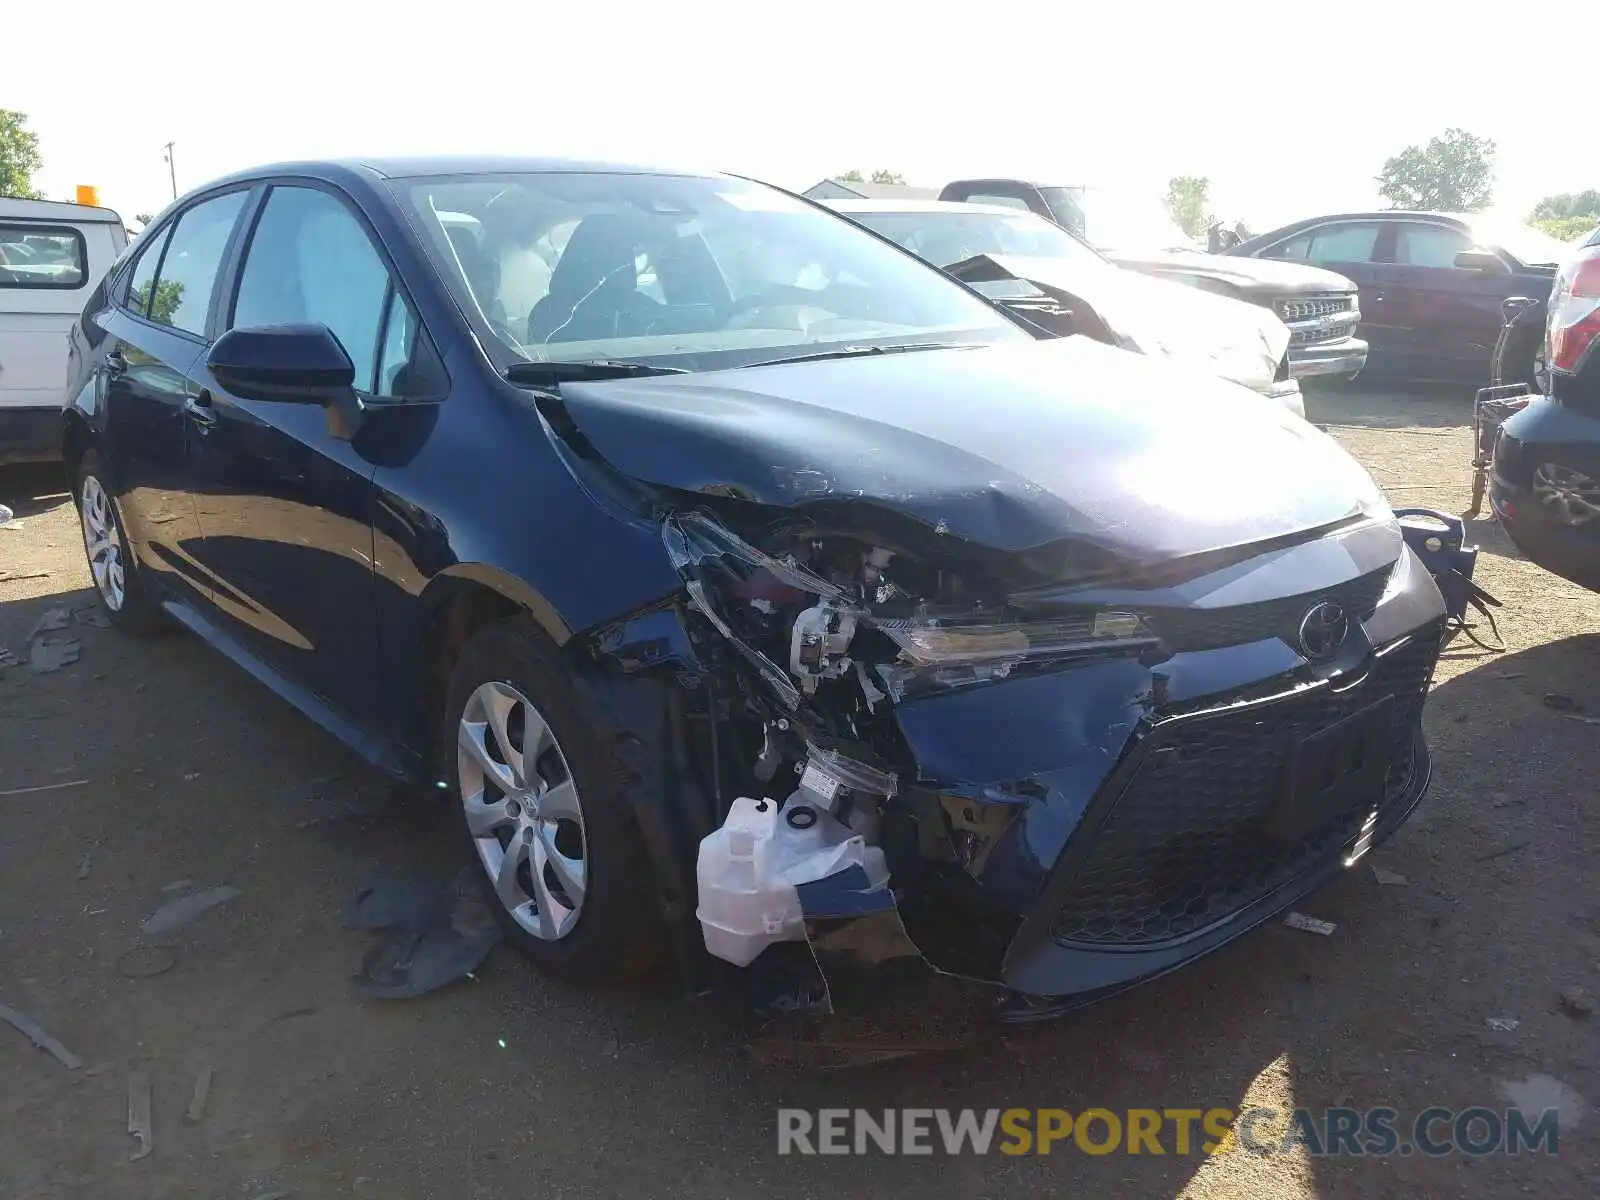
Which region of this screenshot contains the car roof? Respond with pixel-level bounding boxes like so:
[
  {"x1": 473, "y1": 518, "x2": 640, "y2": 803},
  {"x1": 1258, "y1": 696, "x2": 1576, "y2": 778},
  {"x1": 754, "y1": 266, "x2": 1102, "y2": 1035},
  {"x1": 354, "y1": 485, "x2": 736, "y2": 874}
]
[
  {"x1": 825, "y1": 198, "x2": 1035, "y2": 218},
  {"x1": 0, "y1": 196, "x2": 124, "y2": 224},
  {"x1": 1233, "y1": 211, "x2": 1476, "y2": 255},
  {"x1": 198, "y1": 155, "x2": 729, "y2": 191}
]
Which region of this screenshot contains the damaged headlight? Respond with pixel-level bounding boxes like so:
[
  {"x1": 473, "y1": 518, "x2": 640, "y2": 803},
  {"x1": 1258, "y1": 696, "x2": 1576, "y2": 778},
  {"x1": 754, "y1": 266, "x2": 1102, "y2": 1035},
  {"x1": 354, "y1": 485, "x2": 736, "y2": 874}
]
[
  {"x1": 868, "y1": 610, "x2": 1156, "y2": 700},
  {"x1": 663, "y1": 511, "x2": 1155, "y2": 710},
  {"x1": 873, "y1": 611, "x2": 1152, "y2": 667}
]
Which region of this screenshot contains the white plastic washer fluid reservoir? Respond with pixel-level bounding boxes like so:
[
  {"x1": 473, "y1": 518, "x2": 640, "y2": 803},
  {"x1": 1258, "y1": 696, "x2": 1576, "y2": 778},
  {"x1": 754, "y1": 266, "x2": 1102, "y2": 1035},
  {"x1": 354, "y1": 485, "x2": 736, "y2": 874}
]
[{"x1": 695, "y1": 795, "x2": 888, "y2": 967}]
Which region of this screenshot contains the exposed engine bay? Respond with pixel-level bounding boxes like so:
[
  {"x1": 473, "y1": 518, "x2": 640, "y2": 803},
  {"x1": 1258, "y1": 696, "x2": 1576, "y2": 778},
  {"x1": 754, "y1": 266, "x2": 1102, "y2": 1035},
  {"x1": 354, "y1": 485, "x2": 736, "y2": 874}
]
[{"x1": 665, "y1": 508, "x2": 1163, "y2": 1001}]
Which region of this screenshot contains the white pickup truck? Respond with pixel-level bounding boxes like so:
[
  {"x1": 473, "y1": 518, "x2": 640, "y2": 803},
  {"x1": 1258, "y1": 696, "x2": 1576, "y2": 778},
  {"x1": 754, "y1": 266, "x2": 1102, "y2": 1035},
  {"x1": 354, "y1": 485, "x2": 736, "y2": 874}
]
[{"x1": 1, "y1": 197, "x2": 127, "y2": 464}]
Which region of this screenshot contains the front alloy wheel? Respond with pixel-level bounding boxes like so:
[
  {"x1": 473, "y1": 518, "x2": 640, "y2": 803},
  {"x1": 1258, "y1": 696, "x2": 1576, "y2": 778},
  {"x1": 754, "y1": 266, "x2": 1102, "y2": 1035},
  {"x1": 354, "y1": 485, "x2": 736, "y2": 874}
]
[{"x1": 458, "y1": 680, "x2": 588, "y2": 940}]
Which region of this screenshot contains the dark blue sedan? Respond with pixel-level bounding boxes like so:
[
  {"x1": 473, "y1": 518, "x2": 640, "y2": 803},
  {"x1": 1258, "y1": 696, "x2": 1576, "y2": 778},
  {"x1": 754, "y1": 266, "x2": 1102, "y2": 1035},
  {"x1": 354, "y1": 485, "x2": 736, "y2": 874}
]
[{"x1": 61, "y1": 157, "x2": 1448, "y2": 1018}]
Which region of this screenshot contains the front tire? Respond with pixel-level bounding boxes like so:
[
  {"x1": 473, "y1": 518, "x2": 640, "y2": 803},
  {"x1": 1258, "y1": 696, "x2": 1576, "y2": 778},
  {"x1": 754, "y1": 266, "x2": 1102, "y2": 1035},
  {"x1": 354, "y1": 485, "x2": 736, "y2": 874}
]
[
  {"x1": 74, "y1": 451, "x2": 163, "y2": 634},
  {"x1": 442, "y1": 615, "x2": 660, "y2": 983}
]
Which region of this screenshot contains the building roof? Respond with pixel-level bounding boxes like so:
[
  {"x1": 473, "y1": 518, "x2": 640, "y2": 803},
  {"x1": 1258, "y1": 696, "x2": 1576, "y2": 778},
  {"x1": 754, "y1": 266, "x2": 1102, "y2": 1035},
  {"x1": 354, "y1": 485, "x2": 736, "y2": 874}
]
[
  {"x1": 824, "y1": 198, "x2": 1026, "y2": 217},
  {"x1": 802, "y1": 178, "x2": 942, "y2": 201}
]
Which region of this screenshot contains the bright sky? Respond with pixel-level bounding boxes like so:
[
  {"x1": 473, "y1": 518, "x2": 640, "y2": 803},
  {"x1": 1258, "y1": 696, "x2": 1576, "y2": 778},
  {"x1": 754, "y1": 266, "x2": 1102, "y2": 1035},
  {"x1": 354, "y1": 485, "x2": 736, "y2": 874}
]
[{"x1": 8, "y1": 0, "x2": 1595, "y2": 231}]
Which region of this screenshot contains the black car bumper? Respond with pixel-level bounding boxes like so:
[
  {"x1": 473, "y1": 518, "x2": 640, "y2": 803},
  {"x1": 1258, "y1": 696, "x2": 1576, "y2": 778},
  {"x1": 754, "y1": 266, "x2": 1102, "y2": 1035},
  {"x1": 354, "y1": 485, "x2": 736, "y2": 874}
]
[
  {"x1": 0, "y1": 407, "x2": 62, "y2": 466},
  {"x1": 1489, "y1": 398, "x2": 1600, "y2": 592}
]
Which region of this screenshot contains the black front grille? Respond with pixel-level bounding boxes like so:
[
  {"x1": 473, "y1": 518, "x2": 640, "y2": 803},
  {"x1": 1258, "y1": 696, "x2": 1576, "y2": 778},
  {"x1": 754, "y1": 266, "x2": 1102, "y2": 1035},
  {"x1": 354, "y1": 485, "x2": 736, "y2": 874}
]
[
  {"x1": 1139, "y1": 567, "x2": 1391, "y2": 653},
  {"x1": 1048, "y1": 628, "x2": 1440, "y2": 947}
]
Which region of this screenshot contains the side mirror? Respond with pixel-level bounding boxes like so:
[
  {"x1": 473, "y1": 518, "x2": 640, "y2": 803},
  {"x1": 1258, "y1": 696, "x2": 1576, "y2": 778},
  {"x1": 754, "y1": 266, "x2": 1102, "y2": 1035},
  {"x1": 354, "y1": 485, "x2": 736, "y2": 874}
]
[
  {"x1": 1453, "y1": 249, "x2": 1506, "y2": 273},
  {"x1": 207, "y1": 323, "x2": 356, "y2": 404}
]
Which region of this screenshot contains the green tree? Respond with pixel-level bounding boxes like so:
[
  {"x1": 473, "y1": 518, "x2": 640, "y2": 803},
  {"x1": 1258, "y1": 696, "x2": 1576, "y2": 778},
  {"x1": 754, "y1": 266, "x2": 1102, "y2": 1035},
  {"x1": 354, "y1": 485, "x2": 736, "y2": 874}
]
[
  {"x1": 1164, "y1": 175, "x2": 1212, "y2": 238},
  {"x1": 1376, "y1": 128, "x2": 1496, "y2": 212},
  {"x1": 1531, "y1": 215, "x2": 1598, "y2": 242},
  {"x1": 1531, "y1": 190, "x2": 1600, "y2": 221},
  {"x1": 1, "y1": 109, "x2": 44, "y2": 199},
  {"x1": 133, "y1": 278, "x2": 184, "y2": 326},
  {"x1": 1529, "y1": 191, "x2": 1600, "y2": 240},
  {"x1": 868, "y1": 169, "x2": 906, "y2": 185},
  {"x1": 838, "y1": 169, "x2": 864, "y2": 183}
]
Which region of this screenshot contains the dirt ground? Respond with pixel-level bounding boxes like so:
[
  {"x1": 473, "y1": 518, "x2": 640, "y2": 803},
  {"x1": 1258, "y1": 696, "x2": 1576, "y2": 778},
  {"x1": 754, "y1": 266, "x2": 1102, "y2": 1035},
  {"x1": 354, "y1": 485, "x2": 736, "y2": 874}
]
[{"x1": 2, "y1": 386, "x2": 1598, "y2": 1200}]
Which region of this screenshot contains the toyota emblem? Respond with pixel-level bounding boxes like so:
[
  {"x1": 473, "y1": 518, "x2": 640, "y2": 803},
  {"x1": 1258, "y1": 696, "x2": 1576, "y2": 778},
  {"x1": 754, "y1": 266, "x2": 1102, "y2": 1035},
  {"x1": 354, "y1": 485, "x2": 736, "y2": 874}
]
[{"x1": 1297, "y1": 600, "x2": 1350, "y2": 662}]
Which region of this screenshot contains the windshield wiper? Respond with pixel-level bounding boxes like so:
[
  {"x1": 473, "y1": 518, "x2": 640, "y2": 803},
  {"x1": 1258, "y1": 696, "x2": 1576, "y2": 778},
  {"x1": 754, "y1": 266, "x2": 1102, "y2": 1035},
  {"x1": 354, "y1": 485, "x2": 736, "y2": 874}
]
[
  {"x1": 742, "y1": 342, "x2": 971, "y2": 369},
  {"x1": 504, "y1": 360, "x2": 689, "y2": 385}
]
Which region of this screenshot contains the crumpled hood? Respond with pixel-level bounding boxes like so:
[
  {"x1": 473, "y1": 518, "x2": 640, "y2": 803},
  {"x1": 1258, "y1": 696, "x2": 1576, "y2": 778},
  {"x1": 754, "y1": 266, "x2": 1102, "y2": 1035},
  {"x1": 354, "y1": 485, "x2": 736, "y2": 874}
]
[
  {"x1": 1103, "y1": 247, "x2": 1357, "y2": 297},
  {"x1": 960, "y1": 253, "x2": 1290, "y2": 389},
  {"x1": 553, "y1": 337, "x2": 1388, "y2": 562}
]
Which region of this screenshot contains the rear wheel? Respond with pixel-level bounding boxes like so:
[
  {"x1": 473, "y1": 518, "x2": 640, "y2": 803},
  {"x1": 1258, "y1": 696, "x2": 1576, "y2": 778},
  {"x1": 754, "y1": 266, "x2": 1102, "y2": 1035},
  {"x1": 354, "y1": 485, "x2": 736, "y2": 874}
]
[
  {"x1": 75, "y1": 451, "x2": 163, "y2": 634},
  {"x1": 442, "y1": 615, "x2": 660, "y2": 982}
]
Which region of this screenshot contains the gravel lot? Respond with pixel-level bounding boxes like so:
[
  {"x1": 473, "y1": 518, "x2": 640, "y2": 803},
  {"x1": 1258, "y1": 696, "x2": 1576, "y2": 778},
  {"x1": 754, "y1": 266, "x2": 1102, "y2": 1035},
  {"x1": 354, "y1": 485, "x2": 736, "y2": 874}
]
[{"x1": 2, "y1": 385, "x2": 1598, "y2": 1199}]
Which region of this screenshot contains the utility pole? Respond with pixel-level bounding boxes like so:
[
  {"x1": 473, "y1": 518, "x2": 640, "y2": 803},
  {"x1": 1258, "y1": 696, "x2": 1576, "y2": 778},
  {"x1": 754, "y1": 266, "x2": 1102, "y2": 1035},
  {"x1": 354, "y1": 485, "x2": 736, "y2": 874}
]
[{"x1": 162, "y1": 142, "x2": 177, "y2": 199}]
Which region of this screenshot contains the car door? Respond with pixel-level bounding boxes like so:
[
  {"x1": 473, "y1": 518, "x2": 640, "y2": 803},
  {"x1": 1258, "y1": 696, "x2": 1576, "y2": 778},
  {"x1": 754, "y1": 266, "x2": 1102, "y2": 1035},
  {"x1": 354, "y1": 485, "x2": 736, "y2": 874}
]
[
  {"x1": 1256, "y1": 221, "x2": 1396, "y2": 359},
  {"x1": 184, "y1": 181, "x2": 433, "y2": 734},
  {"x1": 1385, "y1": 220, "x2": 1509, "y2": 381},
  {"x1": 94, "y1": 190, "x2": 251, "y2": 612}
]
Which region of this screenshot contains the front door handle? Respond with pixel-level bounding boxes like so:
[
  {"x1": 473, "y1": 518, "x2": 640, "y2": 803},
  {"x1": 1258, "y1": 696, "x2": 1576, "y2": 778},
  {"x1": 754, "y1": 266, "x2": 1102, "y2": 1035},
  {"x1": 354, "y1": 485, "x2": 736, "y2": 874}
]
[{"x1": 185, "y1": 390, "x2": 218, "y2": 431}]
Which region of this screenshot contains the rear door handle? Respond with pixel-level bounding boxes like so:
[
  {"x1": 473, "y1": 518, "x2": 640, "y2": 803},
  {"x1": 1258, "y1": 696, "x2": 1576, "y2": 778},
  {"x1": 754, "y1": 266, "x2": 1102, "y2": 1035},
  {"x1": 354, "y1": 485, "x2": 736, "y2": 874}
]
[{"x1": 185, "y1": 390, "x2": 218, "y2": 431}]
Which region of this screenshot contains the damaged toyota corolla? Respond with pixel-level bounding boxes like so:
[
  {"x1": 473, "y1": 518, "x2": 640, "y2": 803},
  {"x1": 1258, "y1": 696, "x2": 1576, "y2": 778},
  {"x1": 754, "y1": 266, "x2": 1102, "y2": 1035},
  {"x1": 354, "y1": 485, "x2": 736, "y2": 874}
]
[{"x1": 64, "y1": 158, "x2": 1447, "y2": 1021}]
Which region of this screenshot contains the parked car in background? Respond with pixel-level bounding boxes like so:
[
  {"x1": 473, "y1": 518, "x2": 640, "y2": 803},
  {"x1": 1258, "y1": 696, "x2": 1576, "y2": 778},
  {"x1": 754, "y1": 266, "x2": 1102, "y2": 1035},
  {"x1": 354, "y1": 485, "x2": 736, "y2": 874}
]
[
  {"x1": 1, "y1": 197, "x2": 127, "y2": 464},
  {"x1": 936, "y1": 178, "x2": 1367, "y2": 382},
  {"x1": 1491, "y1": 234, "x2": 1600, "y2": 590},
  {"x1": 60, "y1": 155, "x2": 1447, "y2": 1020},
  {"x1": 1230, "y1": 212, "x2": 1571, "y2": 387},
  {"x1": 826, "y1": 198, "x2": 1303, "y2": 415}
]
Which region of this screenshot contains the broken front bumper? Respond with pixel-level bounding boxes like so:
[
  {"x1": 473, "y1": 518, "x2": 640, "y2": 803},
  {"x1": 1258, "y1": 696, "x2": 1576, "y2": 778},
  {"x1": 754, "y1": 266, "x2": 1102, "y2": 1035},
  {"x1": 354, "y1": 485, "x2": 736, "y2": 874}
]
[{"x1": 826, "y1": 538, "x2": 1447, "y2": 1019}]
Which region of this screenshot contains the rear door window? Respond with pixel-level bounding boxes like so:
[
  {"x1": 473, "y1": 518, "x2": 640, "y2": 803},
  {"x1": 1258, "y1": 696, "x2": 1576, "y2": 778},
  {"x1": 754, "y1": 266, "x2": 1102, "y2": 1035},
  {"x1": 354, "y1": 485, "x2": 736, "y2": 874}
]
[
  {"x1": 1267, "y1": 223, "x2": 1384, "y2": 266},
  {"x1": 1393, "y1": 223, "x2": 1474, "y2": 268},
  {"x1": 0, "y1": 224, "x2": 86, "y2": 288},
  {"x1": 146, "y1": 191, "x2": 249, "y2": 337}
]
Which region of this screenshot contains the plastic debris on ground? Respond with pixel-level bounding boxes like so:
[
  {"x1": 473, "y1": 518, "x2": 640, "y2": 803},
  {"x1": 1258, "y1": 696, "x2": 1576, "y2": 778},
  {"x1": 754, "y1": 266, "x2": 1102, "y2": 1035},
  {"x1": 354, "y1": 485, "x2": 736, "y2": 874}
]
[
  {"x1": 1284, "y1": 912, "x2": 1336, "y2": 935},
  {"x1": 344, "y1": 871, "x2": 502, "y2": 999},
  {"x1": 0, "y1": 647, "x2": 18, "y2": 671},
  {"x1": 71, "y1": 605, "x2": 112, "y2": 629},
  {"x1": 28, "y1": 608, "x2": 71, "y2": 638},
  {"x1": 0, "y1": 1001, "x2": 83, "y2": 1070},
  {"x1": 1486, "y1": 1017, "x2": 1519, "y2": 1031},
  {"x1": 28, "y1": 637, "x2": 81, "y2": 674},
  {"x1": 185, "y1": 1065, "x2": 215, "y2": 1123},
  {"x1": 1371, "y1": 865, "x2": 1409, "y2": 886},
  {"x1": 140, "y1": 885, "x2": 242, "y2": 937},
  {"x1": 127, "y1": 1072, "x2": 153, "y2": 1160}
]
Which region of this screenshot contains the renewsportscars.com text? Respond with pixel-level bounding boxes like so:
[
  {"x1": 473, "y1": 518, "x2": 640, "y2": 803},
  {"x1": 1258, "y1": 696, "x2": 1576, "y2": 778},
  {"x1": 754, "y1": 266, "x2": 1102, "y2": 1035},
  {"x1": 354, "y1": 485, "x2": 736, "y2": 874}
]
[{"x1": 776, "y1": 1106, "x2": 1560, "y2": 1157}]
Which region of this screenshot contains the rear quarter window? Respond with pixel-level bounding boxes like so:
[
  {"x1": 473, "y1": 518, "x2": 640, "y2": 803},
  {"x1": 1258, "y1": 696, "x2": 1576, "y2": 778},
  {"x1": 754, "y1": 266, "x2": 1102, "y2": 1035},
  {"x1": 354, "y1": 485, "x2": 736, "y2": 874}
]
[{"x1": 0, "y1": 224, "x2": 87, "y2": 289}]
